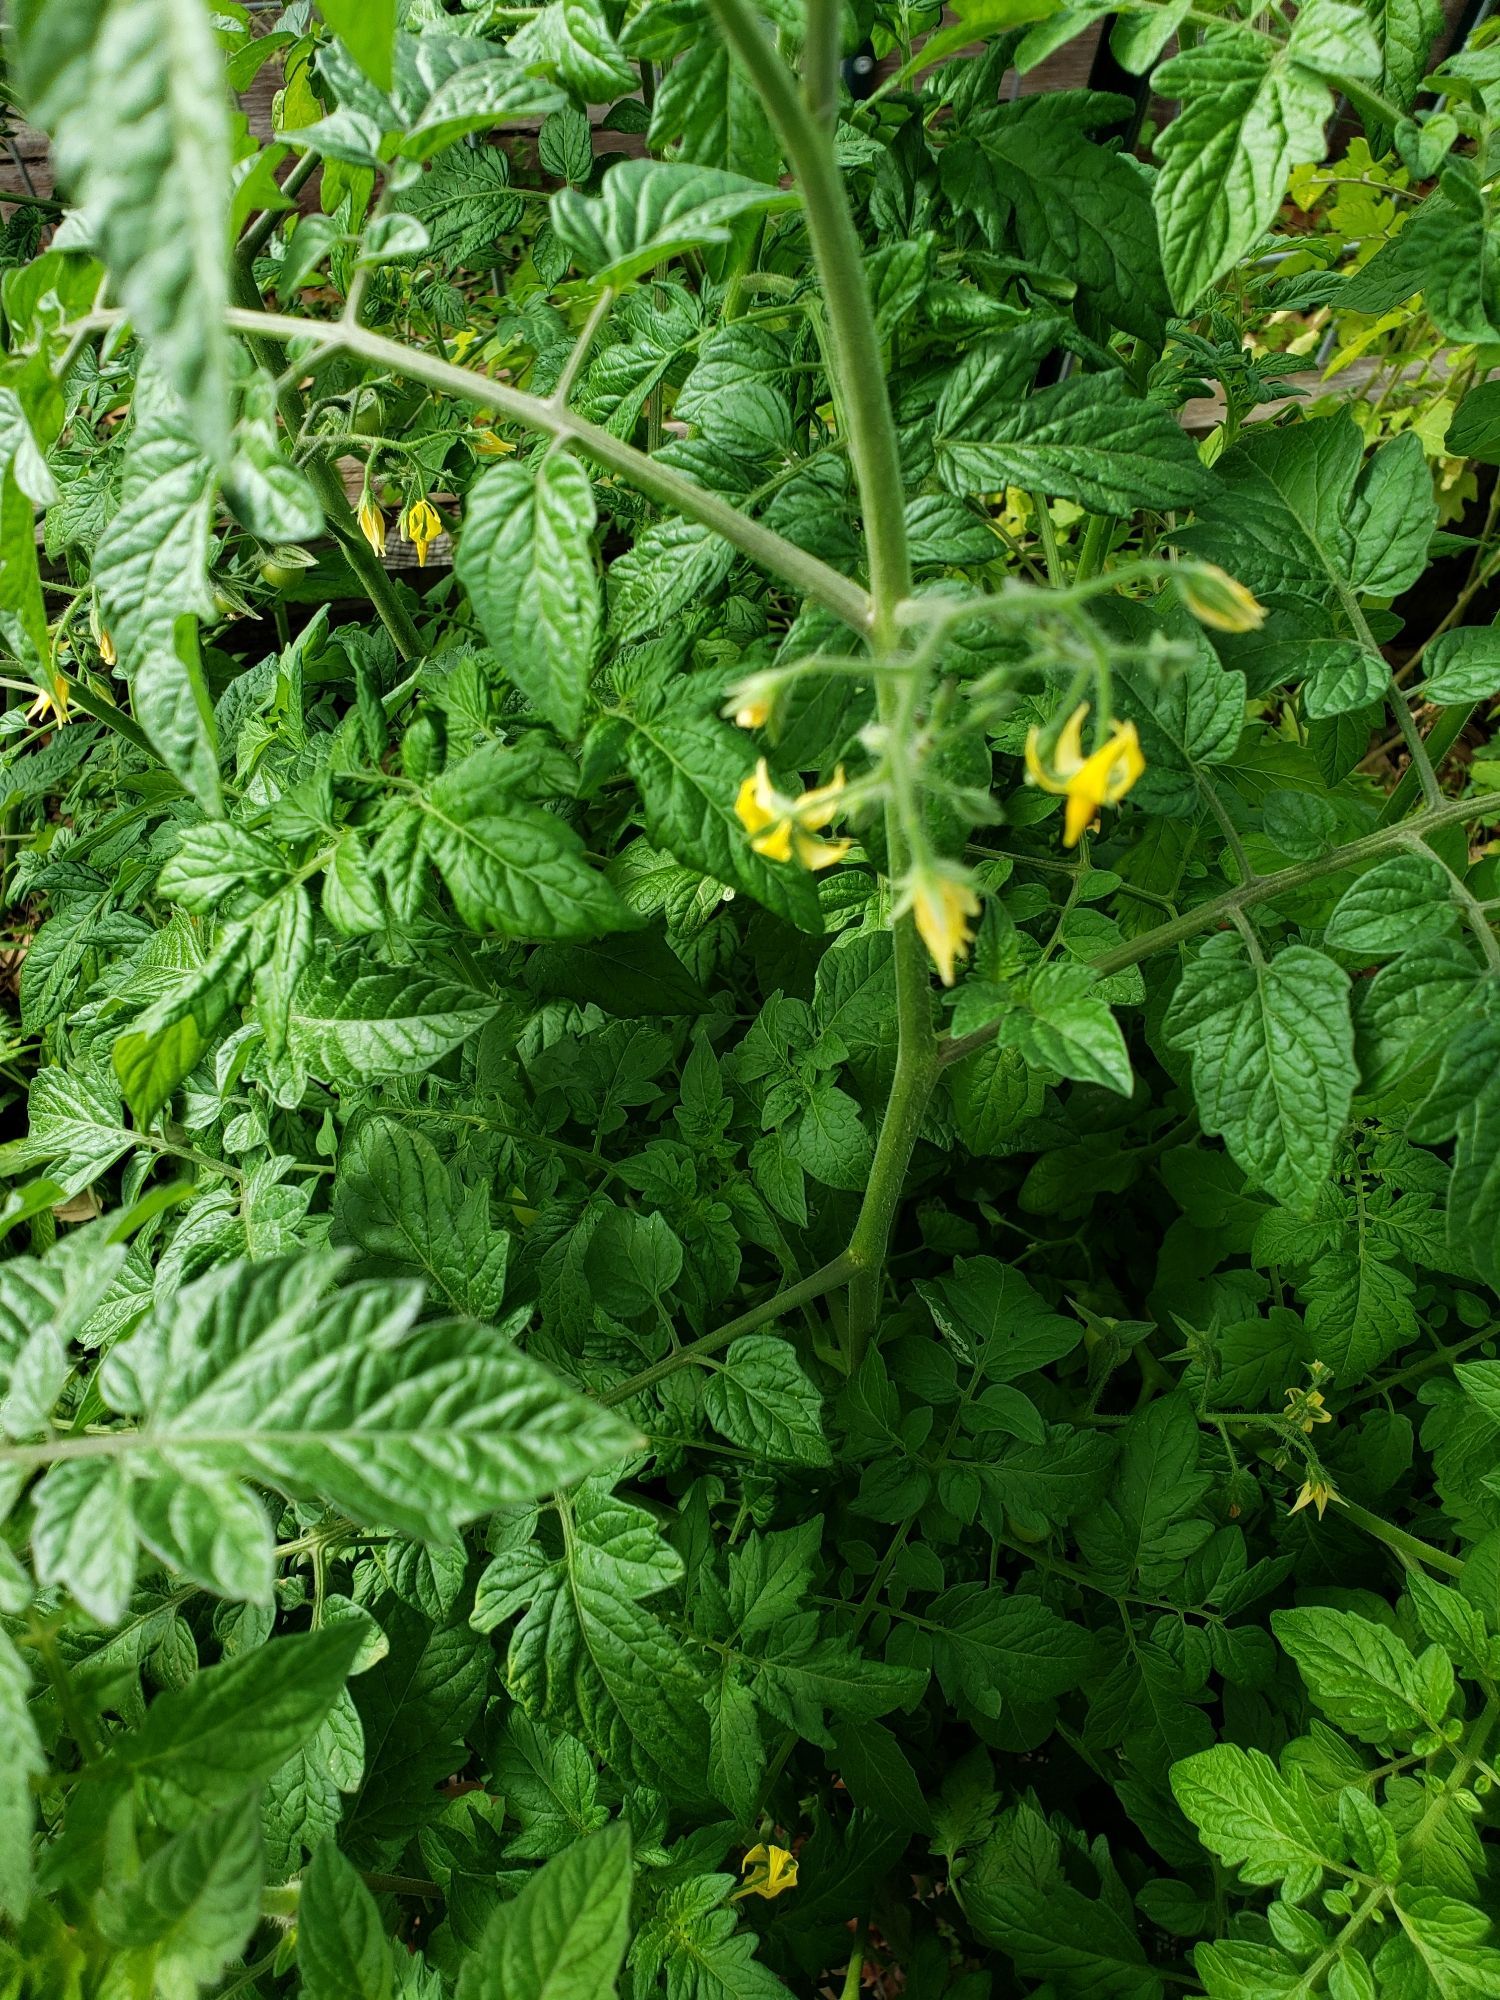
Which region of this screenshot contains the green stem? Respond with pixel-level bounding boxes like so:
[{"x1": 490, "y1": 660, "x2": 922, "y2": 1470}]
[
  {"x1": 1377, "y1": 703, "x2": 1474, "y2": 827},
  {"x1": 223, "y1": 306, "x2": 871, "y2": 633},
  {"x1": 227, "y1": 271, "x2": 425, "y2": 662},
  {"x1": 1338, "y1": 1497, "x2": 1465, "y2": 1578},
  {"x1": 706, "y1": 0, "x2": 931, "y2": 1357},
  {"x1": 598, "y1": 1252, "x2": 855, "y2": 1405},
  {"x1": 802, "y1": 0, "x2": 842, "y2": 128},
  {"x1": 940, "y1": 792, "x2": 1490, "y2": 1068}
]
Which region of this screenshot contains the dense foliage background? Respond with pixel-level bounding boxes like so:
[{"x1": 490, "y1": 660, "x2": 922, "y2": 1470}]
[{"x1": 5, "y1": 0, "x2": 1500, "y2": 1993}]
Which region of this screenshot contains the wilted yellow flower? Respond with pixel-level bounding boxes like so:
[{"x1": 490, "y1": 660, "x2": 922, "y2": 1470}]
[
  {"x1": 907, "y1": 865, "x2": 981, "y2": 987},
  {"x1": 26, "y1": 673, "x2": 69, "y2": 727},
  {"x1": 733, "y1": 1844, "x2": 798, "y2": 1901},
  {"x1": 1025, "y1": 703, "x2": 1145, "y2": 847},
  {"x1": 474, "y1": 429, "x2": 516, "y2": 457},
  {"x1": 400, "y1": 497, "x2": 442, "y2": 568},
  {"x1": 1290, "y1": 1476, "x2": 1340, "y2": 1520},
  {"x1": 357, "y1": 493, "x2": 386, "y2": 557},
  {"x1": 733, "y1": 759, "x2": 851, "y2": 871},
  {"x1": 1176, "y1": 563, "x2": 1266, "y2": 633}
]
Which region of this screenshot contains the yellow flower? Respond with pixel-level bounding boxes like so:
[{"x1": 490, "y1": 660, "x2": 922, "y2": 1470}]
[
  {"x1": 732, "y1": 1844, "x2": 798, "y2": 1901},
  {"x1": 357, "y1": 493, "x2": 386, "y2": 557},
  {"x1": 1284, "y1": 1383, "x2": 1333, "y2": 1434},
  {"x1": 1290, "y1": 1476, "x2": 1340, "y2": 1520},
  {"x1": 25, "y1": 673, "x2": 69, "y2": 727},
  {"x1": 1024, "y1": 703, "x2": 1145, "y2": 847},
  {"x1": 97, "y1": 628, "x2": 116, "y2": 667},
  {"x1": 474, "y1": 429, "x2": 516, "y2": 457},
  {"x1": 1176, "y1": 563, "x2": 1266, "y2": 633},
  {"x1": 400, "y1": 498, "x2": 442, "y2": 568},
  {"x1": 908, "y1": 866, "x2": 981, "y2": 987},
  {"x1": 733, "y1": 759, "x2": 851, "y2": 871},
  {"x1": 734, "y1": 696, "x2": 771, "y2": 730}
]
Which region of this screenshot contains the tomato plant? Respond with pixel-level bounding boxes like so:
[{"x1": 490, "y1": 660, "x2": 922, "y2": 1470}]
[{"x1": 3, "y1": 0, "x2": 1500, "y2": 1994}]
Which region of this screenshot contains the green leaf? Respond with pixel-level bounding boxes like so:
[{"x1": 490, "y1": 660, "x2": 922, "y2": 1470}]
[
  {"x1": 319, "y1": 0, "x2": 397, "y2": 91},
  {"x1": 1419, "y1": 624, "x2": 1500, "y2": 704},
  {"x1": 421, "y1": 757, "x2": 637, "y2": 940},
  {"x1": 298, "y1": 1841, "x2": 394, "y2": 2000},
  {"x1": 1164, "y1": 938, "x2": 1357, "y2": 1211},
  {"x1": 1362, "y1": 0, "x2": 1443, "y2": 114},
  {"x1": 648, "y1": 35, "x2": 780, "y2": 184},
  {"x1": 26, "y1": 1249, "x2": 633, "y2": 1619},
  {"x1": 1151, "y1": 2, "x2": 1380, "y2": 310},
  {"x1": 0, "y1": 1628, "x2": 42, "y2": 1922},
  {"x1": 0, "y1": 1064, "x2": 137, "y2": 1200},
  {"x1": 1409, "y1": 998, "x2": 1500, "y2": 1284},
  {"x1": 976, "y1": 104, "x2": 1170, "y2": 342},
  {"x1": 923, "y1": 1584, "x2": 1092, "y2": 1718},
  {"x1": 16, "y1": 0, "x2": 232, "y2": 455},
  {"x1": 1075, "y1": 1394, "x2": 1213, "y2": 1594},
  {"x1": 916, "y1": 1257, "x2": 1080, "y2": 1379},
  {"x1": 702, "y1": 1335, "x2": 831, "y2": 1466},
  {"x1": 395, "y1": 146, "x2": 523, "y2": 264},
  {"x1": 551, "y1": 159, "x2": 796, "y2": 288},
  {"x1": 475, "y1": 1485, "x2": 710, "y2": 1796},
  {"x1": 287, "y1": 961, "x2": 498, "y2": 1084},
  {"x1": 623, "y1": 712, "x2": 823, "y2": 931},
  {"x1": 935, "y1": 372, "x2": 1210, "y2": 512},
  {"x1": 112, "y1": 922, "x2": 253, "y2": 1125},
  {"x1": 455, "y1": 456, "x2": 601, "y2": 737},
  {"x1": 97, "y1": 1795, "x2": 262, "y2": 1989},
  {"x1": 1324, "y1": 851, "x2": 1458, "y2": 958},
  {"x1": 1170, "y1": 1744, "x2": 1341, "y2": 1895},
  {"x1": 1179, "y1": 412, "x2": 1434, "y2": 631},
  {"x1": 332, "y1": 1116, "x2": 509, "y2": 1320},
  {"x1": 455, "y1": 1824, "x2": 632, "y2": 2000},
  {"x1": 95, "y1": 374, "x2": 221, "y2": 810},
  {"x1": 103, "y1": 1624, "x2": 364, "y2": 1820},
  {"x1": 1353, "y1": 938, "x2": 1481, "y2": 1095},
  {"x1": 965, "y1": 1803, "x2": 1162, "y2": 1999},
  {"x1": 1270, "y1": 1605, "x2": 1455, "y2": 1742}
]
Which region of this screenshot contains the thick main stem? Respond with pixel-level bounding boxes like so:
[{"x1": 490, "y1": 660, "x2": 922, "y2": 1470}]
[{"x1": 707, "y1": 0, "x2": 933, "y2": 1353}]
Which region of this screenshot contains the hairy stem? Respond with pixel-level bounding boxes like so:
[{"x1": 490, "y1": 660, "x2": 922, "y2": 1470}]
[
  {"x1": 707, "y1": 0, "x2": 931, "y2": 1353},
  {"x1": 222, "y1": 307, "x2": 872, "y2": 632},
  {"x1": 598, "y1": 1252, "x2": 856, "y2": 1405},
  {"x1": 940, "y1": 792, "x2": 1491, "y2": 1068}
]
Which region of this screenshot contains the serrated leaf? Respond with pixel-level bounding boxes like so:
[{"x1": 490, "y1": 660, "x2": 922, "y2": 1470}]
[
  {"x1": 702, "y1": 1335, "x2": 830, "y2": 1466},
  {"x1": 94, "y1": 374, "x2": 221, "y2": 810},
  {"x1": 17, "y1": 0, "x2": 232, "y2": 455},
  {"x1": 455, "y1": 456, "x2": 601, "y2": 737},
  {"x1": 455, "y1": 1823, "x2": 632, "y2": 2000},
  {"x1": 1164, "y1": 937, "x2": 1356, "y2": 1212},
  {"x1": 552, "y1": 159, "x2": 796, "y2": 288},
  {"x1": 1170, "y1": 1744, "x2": 1341, "y2": 1892},
  {"x1": 298, "y1": 1840, "x2": 393, "y2": 2000}
]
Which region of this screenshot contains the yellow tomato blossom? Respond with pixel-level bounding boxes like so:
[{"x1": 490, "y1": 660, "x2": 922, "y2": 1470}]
[
  {"x1": 1290, "y1": 1476, "x2": 1340, "y2": 1520},
  {"x1": 734, "y1": 696, "x2": 771, "y2": 730},
  {"x1": 26, "y1": 673, "x2": 69, "y2": 727},
  {"x1": 357, "y1": 493, "x2": 386, "y2": 558},
  {"x1": 1176, "y1": 563, "x2": 1266, "y2": 633},
  {"x1": 474, "y1": 426, "x2": 516, "y2": 456},
  {"x1": 733, "y1": 760, "x2": 851, "y2": 871},
  {"x1": 1283, "y1": 1382, "x2": 1333, "y2": 1434},
  {"x1": 1024, "y1": 703, "x2": 1145, "y2": 847},
  {"x1": 400, "y1": 498, "x2": 442, "y2": 568},
  {"x1": 97, "y1": 629, "x2": 116, "y2": 667},
  {"x1": 908, "y1": 866, "x2": 981, "y2": 987},
  {"x1": 732, "y1": 1844, "x2": 798, "y2": 1901}
]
